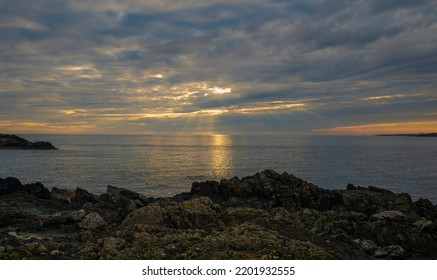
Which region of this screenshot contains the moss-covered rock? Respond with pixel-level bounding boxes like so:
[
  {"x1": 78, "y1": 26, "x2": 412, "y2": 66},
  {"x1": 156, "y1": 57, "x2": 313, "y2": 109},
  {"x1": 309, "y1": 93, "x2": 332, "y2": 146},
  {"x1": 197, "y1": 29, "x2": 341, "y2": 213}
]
[{"x1": 1, "y1": 170, "x2": 436, "y2": 259}]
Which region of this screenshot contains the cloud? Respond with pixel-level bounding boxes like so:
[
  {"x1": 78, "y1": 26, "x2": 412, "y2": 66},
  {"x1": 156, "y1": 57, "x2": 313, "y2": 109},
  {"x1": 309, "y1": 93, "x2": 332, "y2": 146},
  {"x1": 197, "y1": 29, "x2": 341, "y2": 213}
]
[
  {"x1": 1, "y1": 0, "x2": 436, "y2": 134},
  {"x1": 367, "y1": 0, "x2": 432, "y2": 14}
]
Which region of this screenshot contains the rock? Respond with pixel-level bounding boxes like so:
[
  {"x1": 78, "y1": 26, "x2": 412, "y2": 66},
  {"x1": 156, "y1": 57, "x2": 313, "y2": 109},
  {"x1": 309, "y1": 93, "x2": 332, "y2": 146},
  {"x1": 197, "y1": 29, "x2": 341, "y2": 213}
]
[
  {"x1": 413, "y1": 219, "x2": 434, "y2": 231},
  {"x1": 80, "y1": 231, "x2": 96, "y2": 243},
  {"x1": 42, "y1": 213, "x2": 73, "y2": 229},
  {"x1": 374, "y1": 245, "x2": 405, "y2": 259},
  {"x1": 51, "y1": 187, "x2": 75, "y2": 202},
  {"x1": 357, "y1": 239, "x2": 378, "y2": 254},
  {"x1": 0, "y1": 134, "x2": 56, "y2": 149},
  {"x1": 37, "y1": 245, "x2": 48, "y2": 255},
  {"x1": 0, "y1": 246, "x2": 5, "y2": 257},
  {"x1": 107, "y1": 185, "x2": 140, "y2": 204},
  {"x1": 371, "y1": 210, "x2": 406, "y2": 222},
  {"x1": 342, "y1": 188, "x2": 411, "y2": 216},
  {"x1": 0, "y1": 180, "x2": 8, "y2": 195},
  {"x1": 1, "y1": 170, "x2": 437, "y2": 260},
  {"x1": 40, "y1": 209, "x2": 86, "y2": 229},
  {"x1": 122, "y1": 203, "x2": 164, "y2": 227},
  {"x1": 179, "y1": 196, "x2": 221, "y2": 228},
  {"x1": 191, "y1": 170, "x2": 340, "y2": 211},
  {"x1": 0, "y1": 177, "x2": 22, "y2": 195},
  {"x1": 71, "y1": 210, "x2": 87, "y2": 222},
  {"x1": 100, "y1": 237, "x2": 126, "y2": 258},
  {"x1": 50, "y1": 250, "x2": 62, "y2": 257},
  {"x1": 0, "y1": 178, "x2": 52, "y2": 199},
  {"x1": 74, "y1": 188, "x2": 98, "y2": 204},
  {"x1": 126, "y1": 199, "x2": 140, "y2": 213},
  {"x1": 50, "y1": 187, "x2": 96, "y2": 205},
  {"x1": 413, "y1": 198, "x2": 437, "y2": 220},
  {"x1": 78, "y1": 212, "x2": 106, "y2": 230},
  {"x1": 22, "y1": 182, "x2": 52, "y2": 199},
  {"x1": 106, "y1": 186, "x2": 147, "y2": 216}
]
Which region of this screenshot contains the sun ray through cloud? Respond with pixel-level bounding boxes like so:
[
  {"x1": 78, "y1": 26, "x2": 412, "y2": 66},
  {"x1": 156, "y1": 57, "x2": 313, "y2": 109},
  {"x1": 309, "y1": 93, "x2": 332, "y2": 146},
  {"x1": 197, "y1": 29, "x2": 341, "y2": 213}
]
[{"x1": 0, "y1": 0, "x2": 436, "y2": 135}]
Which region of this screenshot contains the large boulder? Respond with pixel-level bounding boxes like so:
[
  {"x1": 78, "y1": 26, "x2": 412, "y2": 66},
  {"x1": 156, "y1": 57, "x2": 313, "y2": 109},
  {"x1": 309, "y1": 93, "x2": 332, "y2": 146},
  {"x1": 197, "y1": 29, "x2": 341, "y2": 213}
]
[
  {"x1": 0, "y1": 177, "x2": 22, "y2": 195},
  {"x1": 122, "y1": 196, "x2": 221, "y2": 229},
  {"x1": 0, "y1": 178, "x2": 52, "y2": 199},
  {"x1": 22, "y1": 182, "x2": 52, "y2": 199}
]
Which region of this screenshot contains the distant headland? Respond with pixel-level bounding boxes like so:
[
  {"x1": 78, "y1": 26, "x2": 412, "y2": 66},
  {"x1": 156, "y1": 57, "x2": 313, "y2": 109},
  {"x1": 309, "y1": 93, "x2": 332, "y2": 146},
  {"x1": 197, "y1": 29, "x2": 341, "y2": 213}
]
[
  {"x1": 376, "y1": 132, "x2": 437, "y2": 137},
  {"x1": 0, "y1": 134, "x2": 57, "y2": 149}
]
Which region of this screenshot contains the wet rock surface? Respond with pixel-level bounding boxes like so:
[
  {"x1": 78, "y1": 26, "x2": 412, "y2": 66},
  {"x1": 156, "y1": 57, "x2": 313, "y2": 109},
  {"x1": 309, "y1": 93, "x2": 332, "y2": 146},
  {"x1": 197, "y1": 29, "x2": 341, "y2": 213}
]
[
  {"x1": 0, "y1": 134, "x2": 56, "y2": 150},
  {"x1": 1, "y1": 170, "x2": 436, "y2": 259}
]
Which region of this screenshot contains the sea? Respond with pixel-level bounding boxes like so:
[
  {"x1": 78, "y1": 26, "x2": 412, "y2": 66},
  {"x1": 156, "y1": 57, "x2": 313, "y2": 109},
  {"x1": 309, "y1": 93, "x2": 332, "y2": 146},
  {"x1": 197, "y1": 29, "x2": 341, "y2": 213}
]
[{"x1": 1, "y1": 134, "x2": 436, "y2": 202}]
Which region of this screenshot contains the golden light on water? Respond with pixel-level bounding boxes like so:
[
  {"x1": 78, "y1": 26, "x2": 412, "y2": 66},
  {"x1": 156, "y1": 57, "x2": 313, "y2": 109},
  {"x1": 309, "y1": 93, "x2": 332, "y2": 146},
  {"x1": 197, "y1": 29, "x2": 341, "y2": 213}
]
[{"x1": 209, "y1": 134, "x2": 232, "y2": 178}]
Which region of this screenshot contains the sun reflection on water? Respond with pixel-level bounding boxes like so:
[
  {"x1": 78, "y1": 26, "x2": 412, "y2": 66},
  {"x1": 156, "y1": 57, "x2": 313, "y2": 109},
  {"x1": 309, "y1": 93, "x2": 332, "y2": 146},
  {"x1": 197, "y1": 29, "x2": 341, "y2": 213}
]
[{"x1": 209, "y1": 134, "x2": 233, "y2": 178}]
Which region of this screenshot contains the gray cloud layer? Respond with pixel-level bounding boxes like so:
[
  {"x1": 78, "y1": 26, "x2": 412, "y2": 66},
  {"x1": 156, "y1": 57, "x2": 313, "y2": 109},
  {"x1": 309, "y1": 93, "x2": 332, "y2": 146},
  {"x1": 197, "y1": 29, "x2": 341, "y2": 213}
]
[{"x1": 1, "y1": 0, "x2": 436, "y2": 134}]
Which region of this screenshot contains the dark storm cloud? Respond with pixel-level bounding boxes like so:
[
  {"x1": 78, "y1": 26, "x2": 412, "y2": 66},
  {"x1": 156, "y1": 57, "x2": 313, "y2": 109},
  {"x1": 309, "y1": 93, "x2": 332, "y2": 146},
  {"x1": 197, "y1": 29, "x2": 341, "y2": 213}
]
[{"x1": 1, "y1": 0, "x2": 436, "y2": 134}]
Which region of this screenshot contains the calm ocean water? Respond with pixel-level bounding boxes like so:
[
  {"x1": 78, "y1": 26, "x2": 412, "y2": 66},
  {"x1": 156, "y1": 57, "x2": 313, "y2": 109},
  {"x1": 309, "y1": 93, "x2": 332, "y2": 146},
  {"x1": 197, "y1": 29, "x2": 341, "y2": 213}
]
[{"x1": 1, "y1": 134, "x2": 436, "y2": 202}]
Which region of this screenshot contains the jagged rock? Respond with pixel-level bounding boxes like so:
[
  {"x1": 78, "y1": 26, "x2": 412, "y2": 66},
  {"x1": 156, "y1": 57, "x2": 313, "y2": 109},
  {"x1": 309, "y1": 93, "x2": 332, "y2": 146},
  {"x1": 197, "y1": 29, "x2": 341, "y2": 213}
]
[
  {"x1": 22, "y1": 182, "x2": 52, "y2": 199},
  {"x1": 191, "y1": 170, "x2": 341, "y2": 211},
  {"x1": 0, "y1": 178, "x2": 51, "y2": 199},
  {"x1": 106, "y1": 186, "x2": 151, "y2": 216},
  {"x1": 1, "y1": 171, "x2": 436, "y2": 260},
  {"x1": 73, "y1": 188, "x2": 98, "y2": 204},
  {"x1": 78, "y1": 212, "x2": 106, "y2": 230}
]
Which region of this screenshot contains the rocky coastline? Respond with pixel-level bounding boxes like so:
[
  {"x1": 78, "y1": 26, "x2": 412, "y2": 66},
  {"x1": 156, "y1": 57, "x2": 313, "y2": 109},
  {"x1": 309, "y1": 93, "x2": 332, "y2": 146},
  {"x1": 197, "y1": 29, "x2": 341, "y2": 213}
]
[
  {"x1": 1, "y1": 170, "x2": 436, "y2": 259},
  {"x1": 0, "y1": 134, "x2": 56, "y2": 150}
]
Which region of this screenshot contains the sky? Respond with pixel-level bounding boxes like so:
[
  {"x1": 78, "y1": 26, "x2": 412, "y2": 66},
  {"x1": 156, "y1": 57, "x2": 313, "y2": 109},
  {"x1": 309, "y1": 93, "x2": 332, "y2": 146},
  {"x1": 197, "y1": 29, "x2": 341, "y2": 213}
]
[{"x1": 1, "y1": 0, "x2": 436, "y2": 135}]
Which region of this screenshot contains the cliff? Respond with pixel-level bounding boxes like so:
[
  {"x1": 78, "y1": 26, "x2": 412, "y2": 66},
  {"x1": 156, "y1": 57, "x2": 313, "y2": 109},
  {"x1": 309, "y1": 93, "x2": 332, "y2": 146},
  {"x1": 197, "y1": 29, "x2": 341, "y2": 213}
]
[{"x1": 1, "y1": 170, "x2": 436, "y2": 259}]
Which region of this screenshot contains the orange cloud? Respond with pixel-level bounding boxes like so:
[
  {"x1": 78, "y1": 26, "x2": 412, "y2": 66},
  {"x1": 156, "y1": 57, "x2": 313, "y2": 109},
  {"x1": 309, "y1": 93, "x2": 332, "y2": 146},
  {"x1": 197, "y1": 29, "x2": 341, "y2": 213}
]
[
  {"x1": 314, "y1": 121, "x2": 437, "y2": 135},
  {"x1": 0, "y1": 121, "x2": 98, "y2": 134}
]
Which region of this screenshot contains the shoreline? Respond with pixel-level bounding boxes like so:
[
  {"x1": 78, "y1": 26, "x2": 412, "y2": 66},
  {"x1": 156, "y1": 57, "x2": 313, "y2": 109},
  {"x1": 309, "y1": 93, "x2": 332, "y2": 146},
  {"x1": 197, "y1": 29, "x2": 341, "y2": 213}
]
[{"x1": 1, "y1": 170, "x2": 436, "y2": 260}]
